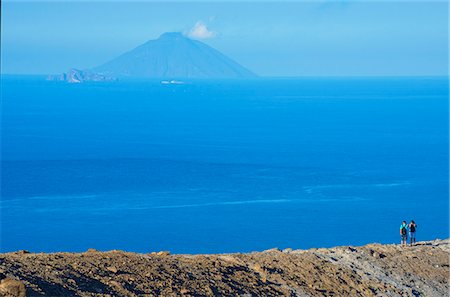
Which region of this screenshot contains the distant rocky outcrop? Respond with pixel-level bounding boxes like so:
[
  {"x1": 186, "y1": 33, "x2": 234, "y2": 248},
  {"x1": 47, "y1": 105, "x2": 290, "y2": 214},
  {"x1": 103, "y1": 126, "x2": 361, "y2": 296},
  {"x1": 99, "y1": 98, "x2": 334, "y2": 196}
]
[
  {"x1": 48, "y1": 32, "x2": 257, "y2": 82},
  {"x1": 0, "y1": 239, "x2": 448, "y2": 296},
  {"x1": 47, "y1": 68, "x2": 116, "y2": 83}
]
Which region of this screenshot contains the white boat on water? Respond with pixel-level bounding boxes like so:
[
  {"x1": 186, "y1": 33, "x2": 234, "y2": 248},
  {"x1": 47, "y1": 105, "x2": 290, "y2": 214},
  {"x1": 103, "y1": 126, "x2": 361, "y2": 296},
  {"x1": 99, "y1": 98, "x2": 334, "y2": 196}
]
[{"x1": 161, "y1": 80, "x2": 185, "y2": 85}]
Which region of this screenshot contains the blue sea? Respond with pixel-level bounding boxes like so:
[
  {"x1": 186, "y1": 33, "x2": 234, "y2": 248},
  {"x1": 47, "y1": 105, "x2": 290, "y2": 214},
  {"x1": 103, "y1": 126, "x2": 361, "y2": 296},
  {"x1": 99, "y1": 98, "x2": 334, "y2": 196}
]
[{"x1": 1, "y1": 76, "x2": 448, "y2": 253}]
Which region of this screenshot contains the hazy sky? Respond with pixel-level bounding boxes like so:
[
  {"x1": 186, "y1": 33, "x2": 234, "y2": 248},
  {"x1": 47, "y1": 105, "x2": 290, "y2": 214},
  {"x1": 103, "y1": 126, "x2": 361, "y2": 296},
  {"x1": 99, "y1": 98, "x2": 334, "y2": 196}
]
[{"x1": 1, "y1": 1, "x2": 448, "y2": 76}]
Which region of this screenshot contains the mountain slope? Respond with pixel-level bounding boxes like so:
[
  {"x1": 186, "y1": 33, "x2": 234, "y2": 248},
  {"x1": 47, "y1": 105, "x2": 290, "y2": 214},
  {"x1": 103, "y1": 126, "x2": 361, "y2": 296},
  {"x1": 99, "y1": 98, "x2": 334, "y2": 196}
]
[
  {"x1": 1, "y1": 239, "x2": 448, "y2": 296},
  {"x1": 92, "y1": 32, "x2": 256, "y2": 79}
]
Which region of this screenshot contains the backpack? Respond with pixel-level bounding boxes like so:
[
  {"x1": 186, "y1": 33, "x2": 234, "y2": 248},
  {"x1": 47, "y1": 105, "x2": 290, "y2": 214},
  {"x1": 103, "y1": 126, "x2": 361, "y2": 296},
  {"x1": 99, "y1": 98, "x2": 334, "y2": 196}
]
[
  {"x1": 401, "y1": 226, "x2": 407, "y2": 235},
  {"x1": 410, "y1": 224, "x2": 415, "y2": 232}
]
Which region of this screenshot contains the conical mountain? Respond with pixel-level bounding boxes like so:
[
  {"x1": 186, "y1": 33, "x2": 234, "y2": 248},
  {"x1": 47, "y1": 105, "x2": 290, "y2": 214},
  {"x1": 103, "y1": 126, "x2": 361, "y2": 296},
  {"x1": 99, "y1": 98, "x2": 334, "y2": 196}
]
[{"x1": 92, "y1": 32, "x2": 256, "y2": 79}]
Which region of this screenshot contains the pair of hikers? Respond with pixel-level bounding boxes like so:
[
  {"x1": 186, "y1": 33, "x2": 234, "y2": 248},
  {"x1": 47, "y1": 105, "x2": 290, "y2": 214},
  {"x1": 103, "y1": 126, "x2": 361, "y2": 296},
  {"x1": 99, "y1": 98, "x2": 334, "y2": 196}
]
[{"x1": 400, "y1": 220, "x2": 417, "y2": 246}]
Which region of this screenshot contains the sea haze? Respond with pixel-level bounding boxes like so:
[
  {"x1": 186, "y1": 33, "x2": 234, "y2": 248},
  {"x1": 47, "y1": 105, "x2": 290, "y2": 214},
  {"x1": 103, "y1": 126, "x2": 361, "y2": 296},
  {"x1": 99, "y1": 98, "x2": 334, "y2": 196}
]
[{"x1": 1, "y1": 77, "x2": 448, "y2": 253}]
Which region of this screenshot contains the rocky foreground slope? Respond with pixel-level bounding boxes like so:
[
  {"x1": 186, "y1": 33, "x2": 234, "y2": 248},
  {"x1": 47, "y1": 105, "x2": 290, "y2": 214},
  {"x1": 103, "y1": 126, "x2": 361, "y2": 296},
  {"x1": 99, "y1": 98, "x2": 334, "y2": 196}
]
[{"x1": 0, "y1": 240, "x2": 448, "y2": 297}]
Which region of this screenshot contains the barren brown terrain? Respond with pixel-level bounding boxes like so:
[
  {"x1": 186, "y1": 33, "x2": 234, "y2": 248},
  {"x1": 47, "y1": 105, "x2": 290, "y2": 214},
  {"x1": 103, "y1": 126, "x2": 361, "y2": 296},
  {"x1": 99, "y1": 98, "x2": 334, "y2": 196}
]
[{"x1": 0, "y1": 240, "x2": 448, "y2": 297}]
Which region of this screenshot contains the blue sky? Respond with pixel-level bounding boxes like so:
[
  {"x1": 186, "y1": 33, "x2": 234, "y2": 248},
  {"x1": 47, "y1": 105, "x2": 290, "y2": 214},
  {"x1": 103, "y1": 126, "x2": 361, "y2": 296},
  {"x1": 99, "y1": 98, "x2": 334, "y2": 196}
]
[{"x1": 1, "y1": 1, "x2": 448, "y2": 76}]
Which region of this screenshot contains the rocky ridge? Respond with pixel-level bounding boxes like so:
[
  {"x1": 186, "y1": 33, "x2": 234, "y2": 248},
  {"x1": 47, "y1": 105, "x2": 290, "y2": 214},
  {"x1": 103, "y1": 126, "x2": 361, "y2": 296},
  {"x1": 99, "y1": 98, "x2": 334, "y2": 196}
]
[
  {"x1": 47, "y1": 69, "x2": 116, "y2": 83},
  {"x1": 0, "y1": 240, "x2": 448, "y2": 297}
]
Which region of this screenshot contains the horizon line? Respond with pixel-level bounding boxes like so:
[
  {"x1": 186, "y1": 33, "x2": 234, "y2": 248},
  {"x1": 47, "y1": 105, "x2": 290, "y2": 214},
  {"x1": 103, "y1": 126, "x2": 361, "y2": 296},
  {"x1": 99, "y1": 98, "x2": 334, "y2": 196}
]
[{"x1": 1, "y1": 73, "x2": 449, "y2": 79}]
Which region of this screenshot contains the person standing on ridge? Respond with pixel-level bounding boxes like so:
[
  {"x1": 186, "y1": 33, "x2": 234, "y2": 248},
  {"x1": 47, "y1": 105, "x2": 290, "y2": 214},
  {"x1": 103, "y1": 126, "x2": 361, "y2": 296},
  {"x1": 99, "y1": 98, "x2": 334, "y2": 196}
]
[
  {"x1": 409, "y1": 220, "x2": 417, "y2": 246},
  {"x1": 400, "y1": 221, "x2": 408, "y2": 247}
]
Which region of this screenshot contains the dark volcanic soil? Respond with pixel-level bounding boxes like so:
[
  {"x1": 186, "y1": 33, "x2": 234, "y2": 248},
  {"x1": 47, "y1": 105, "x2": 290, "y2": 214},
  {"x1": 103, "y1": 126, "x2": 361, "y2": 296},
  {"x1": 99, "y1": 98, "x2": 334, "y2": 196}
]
[{"x1": 0, "y1": 240, "x2": 448, "y2": 297}]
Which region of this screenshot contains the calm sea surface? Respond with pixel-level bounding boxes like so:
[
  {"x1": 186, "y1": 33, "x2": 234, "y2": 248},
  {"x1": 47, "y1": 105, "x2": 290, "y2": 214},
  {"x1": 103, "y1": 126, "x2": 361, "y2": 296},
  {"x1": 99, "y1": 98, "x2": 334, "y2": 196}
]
[{"x1": 1, "y1": 77, "x2": 448, "y2": 253}]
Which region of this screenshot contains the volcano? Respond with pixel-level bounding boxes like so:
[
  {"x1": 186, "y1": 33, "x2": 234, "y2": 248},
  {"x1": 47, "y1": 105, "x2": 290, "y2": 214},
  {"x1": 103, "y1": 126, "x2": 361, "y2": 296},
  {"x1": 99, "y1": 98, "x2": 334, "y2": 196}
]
[{"x1": 93, "y1": 32, "x2": 256, "y2": 79}]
